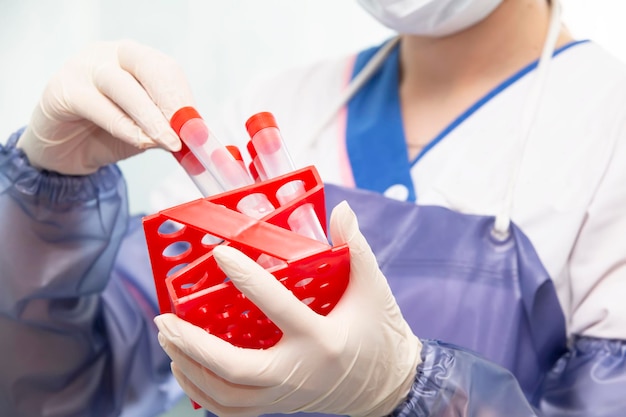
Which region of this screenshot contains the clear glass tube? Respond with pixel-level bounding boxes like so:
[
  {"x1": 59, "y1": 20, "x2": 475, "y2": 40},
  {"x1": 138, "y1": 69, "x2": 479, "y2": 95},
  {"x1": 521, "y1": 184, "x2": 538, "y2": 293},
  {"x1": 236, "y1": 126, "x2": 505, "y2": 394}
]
[
  {"x1": 177, "y1": 117, "x2": 275, "y2": 220},
  {"x1": 171, "y1": 107, "x2": 283, "y2": 268},
  {"x1": 246, "y1": 112, "x2": 327, "y2": 243},
  {"x1": 173, "y1": 147, "x2": 224, "y2": 198}
]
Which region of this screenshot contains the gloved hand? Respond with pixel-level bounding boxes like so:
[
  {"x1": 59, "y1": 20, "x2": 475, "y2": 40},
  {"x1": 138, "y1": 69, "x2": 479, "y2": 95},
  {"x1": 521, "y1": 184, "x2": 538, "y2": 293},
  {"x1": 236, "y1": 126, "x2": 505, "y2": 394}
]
[
  {"x1": 17, "y1": 40, "x2": 191, "y2": 175},
  {"x1": 155, "y1": 201, "x2": 423, "y2": 417}
]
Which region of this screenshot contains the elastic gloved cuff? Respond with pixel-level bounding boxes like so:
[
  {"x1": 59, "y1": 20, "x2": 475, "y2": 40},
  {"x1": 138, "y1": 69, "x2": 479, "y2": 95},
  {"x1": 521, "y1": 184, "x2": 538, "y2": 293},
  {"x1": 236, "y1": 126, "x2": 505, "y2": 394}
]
[
  {"x1": 389, "y1": 339, "x2": 536, "y2": 417},
  {"x1": 1, "y1": 128, "x2": 123, "y2": 206},
  {"x1": 388, "y1": 339, "x2": 437, "y2": 417}
]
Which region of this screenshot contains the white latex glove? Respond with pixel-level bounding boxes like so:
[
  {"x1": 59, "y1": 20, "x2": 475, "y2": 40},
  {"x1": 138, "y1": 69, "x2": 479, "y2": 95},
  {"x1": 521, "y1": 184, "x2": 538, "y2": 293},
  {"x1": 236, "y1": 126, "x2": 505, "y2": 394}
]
[
  {"x1": 155, "y1": 201, "x2": 422, "y2": 417},
  {"x1": 17, "y1": 40, "x2": 191, "y2": 175}
]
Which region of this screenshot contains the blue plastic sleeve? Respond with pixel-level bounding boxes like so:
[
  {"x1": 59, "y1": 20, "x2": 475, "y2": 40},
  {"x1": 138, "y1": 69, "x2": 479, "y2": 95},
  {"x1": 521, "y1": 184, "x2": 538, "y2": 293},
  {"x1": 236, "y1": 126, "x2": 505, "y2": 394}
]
[
  {"x1": 539, "y1": 336, "x2": 626, "y2": 417},
  {"x1": 0, "y1": 130, "x2": 181, "y2": 416},
  {"x1": 391, "y1": 339, "x2": 536, "y2": 417},
  {"x1": 391, "y1": 337, "x2": 626, "y2": 417}
]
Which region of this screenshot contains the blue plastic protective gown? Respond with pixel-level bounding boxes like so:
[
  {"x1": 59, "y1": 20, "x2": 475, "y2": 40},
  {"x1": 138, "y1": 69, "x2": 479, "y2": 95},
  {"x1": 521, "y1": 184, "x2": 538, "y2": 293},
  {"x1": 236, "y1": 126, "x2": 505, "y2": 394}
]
[
  {"x1": 2, "y1": 127, "x2": 626, "y2": 417},
  {"x1": 324, "y1": 185, "x2": 626, "y2": 417},
  {"x1": 394, "y1": 337, "x2": 626, "y2": 417},
  {"x1": 0, "y1": 130, "x2": 182, "y2": 417}
]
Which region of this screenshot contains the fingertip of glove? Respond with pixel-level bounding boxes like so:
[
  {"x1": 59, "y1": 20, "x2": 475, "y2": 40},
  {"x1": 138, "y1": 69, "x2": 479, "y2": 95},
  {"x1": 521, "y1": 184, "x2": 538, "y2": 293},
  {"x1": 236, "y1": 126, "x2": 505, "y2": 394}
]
[
  {"x1": 155, "y1": 130, "x2": 181, "y2": 152},
  {"x1": 330, "y1": 200, "x2": 358, "y2": 243},
  {"x1": 212, "y1": 245, "x2": 241, "y2": 263},
  {"x1": 154, "y1": 313, "x2": 179, "y2": 337},
  {"x1": 212, "y1": 245, "x2": 253, "y2": 278},
  {"x1": 335, "y1": 200, "x2": 356, "y2": 218},
  {"x1": 153, "y1": 313, "x2": 166, "y2": 328}
]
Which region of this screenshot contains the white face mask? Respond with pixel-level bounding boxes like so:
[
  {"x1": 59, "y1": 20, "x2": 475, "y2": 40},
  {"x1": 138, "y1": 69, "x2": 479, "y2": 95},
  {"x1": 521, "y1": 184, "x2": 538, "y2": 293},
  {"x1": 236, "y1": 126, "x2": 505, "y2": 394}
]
[{"x1": 357, "y1": 0, "x2": 504, "y2": 37}]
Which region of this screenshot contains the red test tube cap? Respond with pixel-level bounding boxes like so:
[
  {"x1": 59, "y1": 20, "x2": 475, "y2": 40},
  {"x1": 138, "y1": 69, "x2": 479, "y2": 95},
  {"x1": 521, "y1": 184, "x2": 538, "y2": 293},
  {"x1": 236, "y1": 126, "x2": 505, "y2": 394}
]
[
  {"x1": 245, "y1": 112, "x2": 278, "y2": 138},
  {"x1": 171, "y1": 139, "x2": 192, "y2": 163},
  {"x1": 225, "y1": 145, "x2": 243, "y2": 162},
  {"x1": 246, "y1": 140, "x2": 257, "y2": 159},
  {"x1": 171, "y1": 106, "x2": 203, "y2": 136},
  {"x1": 248, "y1": 161, "x2": 259, "y2": 181}
]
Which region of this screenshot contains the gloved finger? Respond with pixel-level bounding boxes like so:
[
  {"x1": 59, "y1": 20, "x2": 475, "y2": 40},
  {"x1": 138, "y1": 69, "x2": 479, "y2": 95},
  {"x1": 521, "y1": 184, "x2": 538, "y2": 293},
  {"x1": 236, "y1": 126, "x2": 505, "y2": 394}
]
[
  {"x1": 117, "y1": 39, "x2": 195, "y2": 120},
  {"x1": 19, "y1": 122, "x2": 142, "y2": 175},
  {"x1": 155, "y1": 313, "x2": 278, "y2": 386},
  {"x1": 166, "y1": 342, "x2": 283, "y2": 407},
  {"x1": 171, "y1": 363, "x2": 266, "y2": 417},
  {"x1": 87, "y1": 127, "x2": 148, "y2": 167},
  {"x1": 93, "y1": 65, "x2": 180, "y2": 151},
  {"x1": 69, "y1": 87, "x2": 158, "y2": 150},
  {"x1": 68, "y1": 127, "x2": 147, "y2": 174},
  {"x1": 212, "y1": 245, "x2": 322, "y2": 335},
  {"x1": 329, "y1": 201, "x2": 379, "y2": 271}
]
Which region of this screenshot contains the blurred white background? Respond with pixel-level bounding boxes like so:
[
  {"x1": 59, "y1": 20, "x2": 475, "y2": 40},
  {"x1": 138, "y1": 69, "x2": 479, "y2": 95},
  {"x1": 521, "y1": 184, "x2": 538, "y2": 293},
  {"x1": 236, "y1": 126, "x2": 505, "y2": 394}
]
[
  {"x1": 0, "y1": 0, "x2": 393, "y2": 216},
  {"x1": 1, "y1": 0, "x2": 626, "y2": 217},
  {"x1": 1, "y1": 0, "x2": 625, "y2": 415}
]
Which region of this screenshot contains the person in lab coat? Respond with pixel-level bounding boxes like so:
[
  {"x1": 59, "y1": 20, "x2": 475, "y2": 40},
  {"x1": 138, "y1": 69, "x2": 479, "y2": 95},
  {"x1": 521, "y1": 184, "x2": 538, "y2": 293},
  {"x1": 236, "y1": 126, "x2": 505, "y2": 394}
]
[{"x1": 2, "y1": 0, "x2": 626, "y2": 416}]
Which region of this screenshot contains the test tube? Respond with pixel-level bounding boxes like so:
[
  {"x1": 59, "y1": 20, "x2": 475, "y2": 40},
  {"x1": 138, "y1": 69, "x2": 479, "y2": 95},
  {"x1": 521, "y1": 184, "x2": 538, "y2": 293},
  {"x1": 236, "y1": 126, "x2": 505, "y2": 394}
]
[
  {"x1": 170, "y1": 141, "x2": 224, "y2": 246},
  {"x1": 246, "y1": 140, "x2": 268, "y2": 181},
  {"x1": 170, "y1": 107, "x2": 275, "y2": 220},
  {"x1": 171, "y1": 140, "x2": 224, "y2": 198},
  {"x1": 245, "y1": 112, "x2": 327, "y2": 243},
  {"x1": 248, "y1": 161, "x2": 261, "y2": 183},
  {"x1": 225, "y1": 145, "x2": 248, "y2": 176},
  {"x1": 171, "y1": 107, "x2": 284, "y2": 269}
]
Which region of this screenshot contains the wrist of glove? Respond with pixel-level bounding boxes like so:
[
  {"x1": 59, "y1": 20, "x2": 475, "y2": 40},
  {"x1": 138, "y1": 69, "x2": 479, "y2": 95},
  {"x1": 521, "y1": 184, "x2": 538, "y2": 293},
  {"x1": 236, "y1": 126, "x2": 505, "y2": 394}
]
[
  {"x1": 155, "y1": 201, "x2": 422, "y2": 417},
  {"x1": 18, "y1": 40, "x2": 190, "y2": 175}
]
